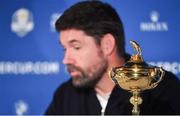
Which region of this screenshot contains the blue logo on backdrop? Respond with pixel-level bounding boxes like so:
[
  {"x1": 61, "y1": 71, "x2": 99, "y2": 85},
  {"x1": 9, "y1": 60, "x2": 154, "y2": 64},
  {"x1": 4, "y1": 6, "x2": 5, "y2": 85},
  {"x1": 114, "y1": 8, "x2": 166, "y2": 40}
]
[
  {"x1": 50, "y1": 13, "x2": 62, "y2": 32},
  {"x1": 140, "y1": 11, "x2": 168, "y2": 32},
  {"x1": 0, "y1": 61, "x2": 60, "y2": 75},
  {"x1": 11, "y1": 8, "x2": 34, "y2": 37},
  {"x1": 15, "y1": 100, "x2": 28, "y2": 115}
]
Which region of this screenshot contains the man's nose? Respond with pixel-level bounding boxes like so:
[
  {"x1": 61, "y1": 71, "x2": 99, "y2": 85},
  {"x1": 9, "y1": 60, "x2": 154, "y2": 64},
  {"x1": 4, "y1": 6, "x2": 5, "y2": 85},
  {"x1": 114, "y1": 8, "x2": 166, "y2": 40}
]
[{"x1": 62, "y1": 51, "x2": 74, "y2": 65}]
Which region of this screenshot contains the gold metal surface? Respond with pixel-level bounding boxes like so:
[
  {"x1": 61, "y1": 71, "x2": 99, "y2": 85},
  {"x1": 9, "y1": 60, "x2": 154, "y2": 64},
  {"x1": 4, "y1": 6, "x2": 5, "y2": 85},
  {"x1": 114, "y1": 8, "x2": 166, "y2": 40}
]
[{"x1": 109, "y1": 40, "x2": 165, "y2": 115}]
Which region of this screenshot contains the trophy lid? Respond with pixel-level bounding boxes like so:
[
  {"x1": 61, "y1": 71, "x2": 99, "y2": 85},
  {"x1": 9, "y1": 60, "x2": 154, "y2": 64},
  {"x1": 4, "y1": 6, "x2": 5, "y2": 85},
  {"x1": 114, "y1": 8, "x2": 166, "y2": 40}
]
[
  {"x1": 125, "y1": 40, "x2": 154, "y2": 68},
  {"x1": 114, "y1": 40, "x2": 157, "y2": 77}
]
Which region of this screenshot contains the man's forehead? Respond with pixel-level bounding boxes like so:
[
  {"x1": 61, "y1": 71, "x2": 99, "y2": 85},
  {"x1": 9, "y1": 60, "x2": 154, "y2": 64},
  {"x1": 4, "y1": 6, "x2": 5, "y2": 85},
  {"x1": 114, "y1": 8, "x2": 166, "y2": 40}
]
[
  {"x1": 59, "y1": 29, "x2": 95, "y2": 44},
  {"x1": 59, "y1": 35, "x2": 83, "y2": 46},
  {"x1": 60, "y1": 29, "x2": 83, "y2": 39}
]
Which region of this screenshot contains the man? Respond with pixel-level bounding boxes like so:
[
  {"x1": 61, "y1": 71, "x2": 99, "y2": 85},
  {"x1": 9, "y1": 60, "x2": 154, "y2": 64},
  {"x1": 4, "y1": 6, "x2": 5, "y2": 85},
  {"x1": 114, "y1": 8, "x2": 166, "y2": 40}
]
[{"x1": 45, "y1": 1, "x2": 180, "y2": 115}]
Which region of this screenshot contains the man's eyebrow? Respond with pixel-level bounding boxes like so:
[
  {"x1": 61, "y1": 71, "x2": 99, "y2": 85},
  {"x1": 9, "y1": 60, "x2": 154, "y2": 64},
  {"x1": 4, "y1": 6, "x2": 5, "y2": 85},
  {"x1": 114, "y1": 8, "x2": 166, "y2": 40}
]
[
  {"x1": 68, "y1": 39, "x2": 81, "y2": 44},
  {"x1": 59, "y1": 39, "x2": 81, "y2": 48}
]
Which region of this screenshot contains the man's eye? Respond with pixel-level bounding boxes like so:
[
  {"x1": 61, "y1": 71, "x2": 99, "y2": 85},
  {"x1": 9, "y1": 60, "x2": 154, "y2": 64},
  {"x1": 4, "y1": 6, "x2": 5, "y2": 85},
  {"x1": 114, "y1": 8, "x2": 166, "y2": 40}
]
[{"x1": 74, "y1": 46, "x2": 81, "y2": 50}]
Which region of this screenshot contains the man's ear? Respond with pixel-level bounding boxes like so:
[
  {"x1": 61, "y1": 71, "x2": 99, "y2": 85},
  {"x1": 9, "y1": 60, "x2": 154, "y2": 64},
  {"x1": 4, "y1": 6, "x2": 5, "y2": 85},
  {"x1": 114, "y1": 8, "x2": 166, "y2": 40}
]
[{"x1": 100, "y1": 33, "x2": 115, "y2": 56}]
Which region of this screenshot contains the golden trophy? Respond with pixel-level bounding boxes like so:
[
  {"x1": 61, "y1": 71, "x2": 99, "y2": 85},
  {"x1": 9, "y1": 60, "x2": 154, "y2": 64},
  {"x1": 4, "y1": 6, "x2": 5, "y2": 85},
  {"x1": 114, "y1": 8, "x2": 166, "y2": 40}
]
[{"x1": 109, "y1": 40, "x2": 165, "y2": 115}]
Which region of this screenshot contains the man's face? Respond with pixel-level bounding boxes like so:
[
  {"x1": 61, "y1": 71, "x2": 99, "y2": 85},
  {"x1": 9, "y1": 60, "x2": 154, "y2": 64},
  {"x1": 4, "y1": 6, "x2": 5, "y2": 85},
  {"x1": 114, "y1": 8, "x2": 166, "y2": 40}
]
[{"x1": 60, "y1": 29, "x2": 108, "y2": 88}]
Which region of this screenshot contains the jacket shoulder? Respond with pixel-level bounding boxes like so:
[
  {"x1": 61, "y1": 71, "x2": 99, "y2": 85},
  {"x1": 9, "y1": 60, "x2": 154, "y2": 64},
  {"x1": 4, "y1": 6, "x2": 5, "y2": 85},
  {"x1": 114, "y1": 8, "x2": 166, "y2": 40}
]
[
  {"x1": 45, "y1": 79, "x2": 74, "y2": 115},
  {"x1": 55, "y1": 79, "x2": 74, "y2": 96}
]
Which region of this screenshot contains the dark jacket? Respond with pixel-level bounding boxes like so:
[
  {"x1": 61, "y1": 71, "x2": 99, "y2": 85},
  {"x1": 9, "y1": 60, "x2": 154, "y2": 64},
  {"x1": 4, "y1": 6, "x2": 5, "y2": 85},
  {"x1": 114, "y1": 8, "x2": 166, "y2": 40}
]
[{"x1": 45, "y1": 71, "x2": 180, "y2": 115}]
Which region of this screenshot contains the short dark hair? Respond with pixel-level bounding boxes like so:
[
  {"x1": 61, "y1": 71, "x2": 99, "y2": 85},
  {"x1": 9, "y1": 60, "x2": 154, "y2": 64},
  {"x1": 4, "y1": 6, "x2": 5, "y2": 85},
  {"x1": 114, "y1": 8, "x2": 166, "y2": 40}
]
[{"x1": 55, "y1": 0, "x2": 126, "y2": 57}]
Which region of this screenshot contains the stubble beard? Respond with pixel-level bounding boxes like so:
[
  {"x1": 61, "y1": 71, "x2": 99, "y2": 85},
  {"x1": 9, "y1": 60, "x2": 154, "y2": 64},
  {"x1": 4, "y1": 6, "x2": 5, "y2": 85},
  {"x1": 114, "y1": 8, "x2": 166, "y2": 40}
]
[{"x1": 67, "y1": 58, "x2": 108, "y2": 88}]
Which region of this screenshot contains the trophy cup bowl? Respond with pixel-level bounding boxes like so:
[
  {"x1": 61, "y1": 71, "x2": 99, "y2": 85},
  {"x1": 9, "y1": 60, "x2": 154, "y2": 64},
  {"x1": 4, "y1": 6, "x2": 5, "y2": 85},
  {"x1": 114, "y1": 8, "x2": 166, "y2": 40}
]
[{"x1": 109, "y1": 40, "x2": 165, "y2": 115}]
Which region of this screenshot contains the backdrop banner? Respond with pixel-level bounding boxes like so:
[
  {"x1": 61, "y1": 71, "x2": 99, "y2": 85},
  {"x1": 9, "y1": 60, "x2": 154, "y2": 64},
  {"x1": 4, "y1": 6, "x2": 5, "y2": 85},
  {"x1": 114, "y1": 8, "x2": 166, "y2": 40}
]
[{"x1": 0, "y1": 0, "x2": 179, "y2": 115}]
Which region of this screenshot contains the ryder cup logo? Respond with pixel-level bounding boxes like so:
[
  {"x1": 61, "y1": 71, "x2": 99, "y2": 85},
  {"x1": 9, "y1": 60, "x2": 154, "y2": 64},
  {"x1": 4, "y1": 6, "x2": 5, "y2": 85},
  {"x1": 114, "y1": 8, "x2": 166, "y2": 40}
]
[
  {"x1": 50, "y1": 13, "x2": 61, "y2": 32},
  {"x1": 140, "y1": 11, "x2": 168, "y2": 32},
  {"x1": 11, "y1": 8, "x2": 34, "y2": 37},
  {"x1": 15, "y1": 100, "x2": 28, "y2": 115}
]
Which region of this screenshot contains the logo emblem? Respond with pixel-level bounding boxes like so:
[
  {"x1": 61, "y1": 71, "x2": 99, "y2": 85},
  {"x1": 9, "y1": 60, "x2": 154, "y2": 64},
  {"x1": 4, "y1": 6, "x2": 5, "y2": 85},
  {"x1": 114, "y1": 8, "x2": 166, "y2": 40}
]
[
  {"x1": 50, "y1": 13, "x2": 61, "y2": 32},
  {"x1": 150, "y1": 11, "x2": 159, "y2": 23},
  {"x1": 11, "y1": 8, "x2": 34, "y2": 37},
  {"x1": 15, "y1": 100, "x2": 28, "y2": 115}
]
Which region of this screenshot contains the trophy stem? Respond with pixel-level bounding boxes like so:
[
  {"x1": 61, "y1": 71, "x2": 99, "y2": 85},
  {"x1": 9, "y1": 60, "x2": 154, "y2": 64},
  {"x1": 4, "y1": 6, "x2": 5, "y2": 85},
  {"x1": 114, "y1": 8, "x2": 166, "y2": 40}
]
[{"x1": 130, "y1": 89, "x2": 142, "y2": 116}]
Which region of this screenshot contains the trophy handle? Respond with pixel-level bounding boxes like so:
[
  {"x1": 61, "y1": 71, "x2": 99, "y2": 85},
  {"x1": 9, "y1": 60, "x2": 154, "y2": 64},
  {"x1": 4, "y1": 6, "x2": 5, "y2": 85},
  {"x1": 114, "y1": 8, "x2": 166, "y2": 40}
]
[
  {"x1": 109, "y1": 68, "x2": 118, "y2": 85},
  {"x1": 151, "y1": 67, "x2": 165, "y2": 88}
]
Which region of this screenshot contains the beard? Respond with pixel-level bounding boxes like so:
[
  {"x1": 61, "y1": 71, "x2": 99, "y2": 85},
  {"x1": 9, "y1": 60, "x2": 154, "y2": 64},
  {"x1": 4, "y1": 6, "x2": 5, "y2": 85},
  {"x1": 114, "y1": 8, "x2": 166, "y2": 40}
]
[{"x1": 67, "y1": 58, "x2": 107, "y2": 88}]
